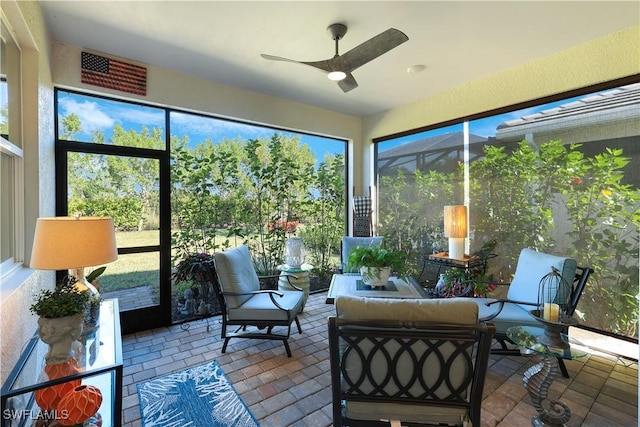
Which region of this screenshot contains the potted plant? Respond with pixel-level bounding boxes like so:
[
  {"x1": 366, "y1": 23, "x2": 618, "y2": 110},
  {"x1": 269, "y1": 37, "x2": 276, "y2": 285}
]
[
  {"x1": 30, "y1": 276, "x2": 90, "y2": 364},
  {"x1": 436, "y1": 268, "x2": 497, "y2": 298},
  {"x1": 172, "y1": 253, "x2": 217, "y2": 318},
  {"x1": 346, "y1": 245, "x2": 409, "y2": 288}
]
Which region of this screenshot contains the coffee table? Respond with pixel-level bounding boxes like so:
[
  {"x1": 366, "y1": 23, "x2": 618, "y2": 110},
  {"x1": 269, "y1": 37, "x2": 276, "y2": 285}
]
[{"x1": 326, "y1": 273, "x2": 428, "y2": 304}]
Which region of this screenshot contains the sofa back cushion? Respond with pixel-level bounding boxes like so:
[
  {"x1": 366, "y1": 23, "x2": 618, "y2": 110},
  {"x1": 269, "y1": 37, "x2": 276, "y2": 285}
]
[{"x1": 336, "y1": 295, "x2": 478, "y2": 324}]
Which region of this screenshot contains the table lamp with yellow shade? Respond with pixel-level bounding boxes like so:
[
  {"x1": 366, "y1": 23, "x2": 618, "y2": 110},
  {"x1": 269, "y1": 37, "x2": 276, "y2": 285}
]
[
  {"x1": 30, "y1": 216, "x2": 118, "y2": 296},
  {"x1": 443, "y1": 205, "x2": 468, "y2": 261}
]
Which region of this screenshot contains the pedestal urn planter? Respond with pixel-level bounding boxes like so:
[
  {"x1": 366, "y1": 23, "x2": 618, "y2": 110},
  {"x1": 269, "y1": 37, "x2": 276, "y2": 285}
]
[{"x1": 38, "y1": 314, "x2": 84, "y2": 365}]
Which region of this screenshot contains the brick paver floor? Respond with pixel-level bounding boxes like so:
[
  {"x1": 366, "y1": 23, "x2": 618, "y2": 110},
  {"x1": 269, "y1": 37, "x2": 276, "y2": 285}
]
[{"x1": 120, "y1": 291, "x2": 638, "y2": 426}]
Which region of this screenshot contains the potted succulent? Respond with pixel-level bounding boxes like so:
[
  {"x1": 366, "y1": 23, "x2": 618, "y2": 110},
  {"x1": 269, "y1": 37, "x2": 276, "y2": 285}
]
[
  {"x1": 30, "y1": 277, "x2": 90, "y2": 364},
  {"x1": 346, "y1": 245, "x2": 409, "y2": 288}
]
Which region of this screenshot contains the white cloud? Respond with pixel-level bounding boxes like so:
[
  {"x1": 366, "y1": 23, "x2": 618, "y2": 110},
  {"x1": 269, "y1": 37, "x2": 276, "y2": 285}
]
[{"x1": 58, "y1": 97, "x2": 115, "y2": 136}]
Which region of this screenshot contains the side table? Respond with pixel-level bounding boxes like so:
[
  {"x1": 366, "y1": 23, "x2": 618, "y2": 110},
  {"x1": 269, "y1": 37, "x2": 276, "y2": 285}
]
[
  {"x1": 1, "y1": 299, "x2": 123, "y2": 427},
  {"x1": 418, "y1": 252, "x2": 496, "y2": 286},
  {"x1": 507, "y1": 326, "x2": 588, "y2": 427},
  {"x1": 277, "y1": 264, "x2": 313, "y2": 312}
]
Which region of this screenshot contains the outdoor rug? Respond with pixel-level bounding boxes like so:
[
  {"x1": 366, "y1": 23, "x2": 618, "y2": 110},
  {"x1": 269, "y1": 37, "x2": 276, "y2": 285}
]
[{"x1": 137, "y1": 360, "x2": 259, "y2": 427}]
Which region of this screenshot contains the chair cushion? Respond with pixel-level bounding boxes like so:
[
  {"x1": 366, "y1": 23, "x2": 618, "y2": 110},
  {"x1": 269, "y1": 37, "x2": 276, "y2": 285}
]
[
  {"x1": 335, "y1": 296, "x2": 477, "y2": 424},
  {"x1": 341, "y1": 236, "x2": 384, "y2": 272},
  {"x1": 472, "y1": 298, "x2": 536, "y2": 333},
  {"x1": 227, "y1": 290, "x2": 303, "y2": 322},
  {"x1": 214, "y1": 245, "x2": 260, "y2": 308},
  {"x1": 507, "y1": 248, "x2": 577, "y2": 311}
]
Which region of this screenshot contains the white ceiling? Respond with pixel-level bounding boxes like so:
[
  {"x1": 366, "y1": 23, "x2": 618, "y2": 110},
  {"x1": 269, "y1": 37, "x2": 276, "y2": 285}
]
[{"x1": 39, "y1": 1, "x2": 639, "y2": 117}]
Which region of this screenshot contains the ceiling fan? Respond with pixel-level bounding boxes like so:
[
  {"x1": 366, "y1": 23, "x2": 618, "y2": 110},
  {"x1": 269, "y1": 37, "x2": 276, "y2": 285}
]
[{"x1": 261, "y1": 23, "x2": 409, "y2": 93}]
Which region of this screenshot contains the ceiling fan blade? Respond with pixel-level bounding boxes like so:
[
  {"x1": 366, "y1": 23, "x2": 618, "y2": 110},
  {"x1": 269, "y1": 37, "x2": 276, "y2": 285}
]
[
  {"x1": 340, "y1": 28, "x2": 408, "y2": 72},
  {"x1": 337, "y1": 73, "x2": 358, "y2": 93},
  {"x1": 261, "y1": 54, "x2": 333, "y2": 73}
]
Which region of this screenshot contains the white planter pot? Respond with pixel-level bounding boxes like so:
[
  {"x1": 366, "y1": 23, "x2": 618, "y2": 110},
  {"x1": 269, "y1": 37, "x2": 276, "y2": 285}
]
[{"x1": 360, "y1": 266, "x2": 391, "y2": 288}]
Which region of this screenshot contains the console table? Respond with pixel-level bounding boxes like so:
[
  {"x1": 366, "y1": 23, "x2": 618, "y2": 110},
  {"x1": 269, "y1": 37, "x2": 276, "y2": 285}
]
[
  {"x1": 1, "y1": 299, "x2": 123, "y2": 427},
  {"x1": 507, "y1": 325, "x2": 588, "y2": 427}
]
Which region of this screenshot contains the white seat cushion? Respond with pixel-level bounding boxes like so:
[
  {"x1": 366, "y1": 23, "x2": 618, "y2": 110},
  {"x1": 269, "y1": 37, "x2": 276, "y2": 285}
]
[{"x1": 227, "y1": 290, "x2": 303, "y2": 321}]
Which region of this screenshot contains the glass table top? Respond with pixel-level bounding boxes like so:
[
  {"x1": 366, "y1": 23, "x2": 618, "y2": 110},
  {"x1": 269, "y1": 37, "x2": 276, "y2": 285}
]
[{"x1": 507, "y1": 325, "x2": 588, "y2": 360}]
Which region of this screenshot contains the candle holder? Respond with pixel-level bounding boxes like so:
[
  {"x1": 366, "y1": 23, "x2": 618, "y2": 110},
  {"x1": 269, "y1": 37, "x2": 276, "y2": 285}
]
[
  {"x1": 531, "y1": 266, "x2": 575, "y2": 349},
  {"x1": 529, "y1": 309, "x2": 578, "y2": 349}
]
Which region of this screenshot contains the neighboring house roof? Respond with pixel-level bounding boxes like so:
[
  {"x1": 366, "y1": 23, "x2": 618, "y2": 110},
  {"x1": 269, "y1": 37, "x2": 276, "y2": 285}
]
[
  {"x1": 496, "y1": 83, "x2": 640, "y2": 141},
  {"x1": 379, "y1": 131, "x2": 487, "y2": 158},
  {"x1": 378, "y1": 131, "x2": 488, "y2": 173}
]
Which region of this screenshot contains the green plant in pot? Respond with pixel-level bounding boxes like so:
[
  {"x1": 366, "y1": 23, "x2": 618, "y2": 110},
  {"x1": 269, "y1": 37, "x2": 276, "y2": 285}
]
[
  {"x1": 346, "y1": 245, "x2": 409, "y2": 288},
  {"x1": 30, "y1": 276, "x2": 90, "y2": 364},
  {"x1": 172, "y1": 253, "x2": 215, "y2": 317}
]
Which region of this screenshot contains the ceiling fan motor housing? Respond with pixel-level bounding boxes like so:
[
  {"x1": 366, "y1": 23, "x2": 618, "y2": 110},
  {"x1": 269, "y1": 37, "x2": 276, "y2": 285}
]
[{"x1": 327, "y1": 23, "x2": 347, "y2": 41}]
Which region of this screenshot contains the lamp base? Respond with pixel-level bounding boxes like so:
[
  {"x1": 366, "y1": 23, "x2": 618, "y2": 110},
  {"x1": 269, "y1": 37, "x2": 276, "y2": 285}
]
[
  {"x1": 72, "y1": 268, "x2": 100, "y2": 297},
  {"x1": 448, "y1": 238, "x2": 465, "y2": 260}
]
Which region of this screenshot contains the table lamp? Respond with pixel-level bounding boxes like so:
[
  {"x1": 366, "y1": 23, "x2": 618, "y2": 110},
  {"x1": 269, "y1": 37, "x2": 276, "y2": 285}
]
[
  {"x1": 30, "y1": 216, "x2": 118, "y2": 296},
  {"x1": 443, "y1": 205, "x2": 467, "y2": 260}
]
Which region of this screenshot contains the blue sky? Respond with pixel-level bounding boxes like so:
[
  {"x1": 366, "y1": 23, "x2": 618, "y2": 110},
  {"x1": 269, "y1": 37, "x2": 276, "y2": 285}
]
[{"x1": 56, "y1": 91, "x2": 344, "y2": 163}]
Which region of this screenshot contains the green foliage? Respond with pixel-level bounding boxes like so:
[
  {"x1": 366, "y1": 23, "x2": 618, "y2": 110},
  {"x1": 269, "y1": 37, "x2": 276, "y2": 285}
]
[
  {"x1": 300, "y1": 153, "x2": 345, "y2": 278},
  {"x1": 30, "y1": 277, "x2": 90, "y2": 319},
  {"x1": 438, "y1": 268, "x2": 496, "y2": 298},
  {"x1": 69, "y1": 196, "x2": 143, "y2": 231},
  {"x1": 346, "y1": 245, "x2": 409, "y2": 279},
  {"x1": 380, "y1": 138, "x2": 638, "y2": 338},
  {"x1": 171, "y1": 252, "x2": 214, "y2": 283},
  {"x1": 86, "y1": 266, "x2": 107, "y2": 283},
  {"x1": 171, "y1": 132, "x2": 345, "y2": 277}
]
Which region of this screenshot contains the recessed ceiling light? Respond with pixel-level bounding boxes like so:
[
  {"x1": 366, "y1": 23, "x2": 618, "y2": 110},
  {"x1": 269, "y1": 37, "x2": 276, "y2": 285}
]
[{"x1": 407, "y1": 64, "x2": 427, "y2": 74}]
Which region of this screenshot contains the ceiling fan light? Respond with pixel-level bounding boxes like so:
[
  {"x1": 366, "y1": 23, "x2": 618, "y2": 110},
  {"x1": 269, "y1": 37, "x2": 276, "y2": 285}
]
[{"x1": 328, "y1": 71, "x2": 347, "y2": 81}]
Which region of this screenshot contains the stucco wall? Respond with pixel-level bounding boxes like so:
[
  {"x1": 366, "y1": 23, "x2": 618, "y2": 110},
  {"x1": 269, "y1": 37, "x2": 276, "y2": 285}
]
[
  {"x1": 361, "y1": 25, "x2": 640, "y2": 190},
  {"x1": 1, "y1": 0, "x2": 56, "y2": 385}
]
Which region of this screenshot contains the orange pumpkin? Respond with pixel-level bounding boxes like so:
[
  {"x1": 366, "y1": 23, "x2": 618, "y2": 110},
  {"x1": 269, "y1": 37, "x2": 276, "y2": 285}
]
[
  {"x1": 34, "y1": 359, "x2": 81, "y2": 411},
  {"x1": 57, "y1": 384, "x2": 103, "y2": 426}
]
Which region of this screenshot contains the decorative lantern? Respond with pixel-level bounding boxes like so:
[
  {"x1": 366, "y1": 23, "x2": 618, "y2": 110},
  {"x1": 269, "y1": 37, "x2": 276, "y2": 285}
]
[
  {"x1": 284, "y1": 237, "x2": 305, "y2": 269},
  {"x1": 531, "y1": 266, "x2": 576, "y2": 349},
  {"x1": 57, "y1": 384, "x2": 103, "y2": 426},
  {"x1": 34, "y1": 359, "x2": 81, "y2": 411}
]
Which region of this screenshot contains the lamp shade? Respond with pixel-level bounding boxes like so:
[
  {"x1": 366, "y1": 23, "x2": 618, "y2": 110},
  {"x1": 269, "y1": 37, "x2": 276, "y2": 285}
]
[
  {"x1": 30, "y1": 217, "x2": 118, "y2": 270},
  {"x1": 443, "y1": 205, "x2": 468, "y2": 238}
]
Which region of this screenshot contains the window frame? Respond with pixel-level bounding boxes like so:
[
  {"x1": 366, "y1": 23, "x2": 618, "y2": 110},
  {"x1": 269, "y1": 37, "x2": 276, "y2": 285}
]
[{"x1": 0, "y1": 10, "x2": 25, "y2": 286}]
